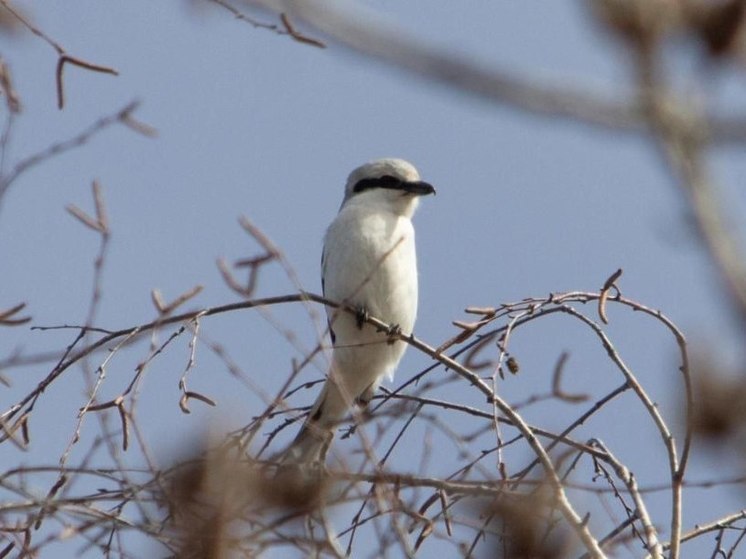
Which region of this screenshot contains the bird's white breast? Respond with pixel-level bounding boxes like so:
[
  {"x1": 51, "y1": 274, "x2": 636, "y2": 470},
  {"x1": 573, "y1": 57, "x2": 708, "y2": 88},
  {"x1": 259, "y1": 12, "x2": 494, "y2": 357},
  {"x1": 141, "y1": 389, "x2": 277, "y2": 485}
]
[{"x1": 322, "y1": 204, "x2": 418, "y2": 381}]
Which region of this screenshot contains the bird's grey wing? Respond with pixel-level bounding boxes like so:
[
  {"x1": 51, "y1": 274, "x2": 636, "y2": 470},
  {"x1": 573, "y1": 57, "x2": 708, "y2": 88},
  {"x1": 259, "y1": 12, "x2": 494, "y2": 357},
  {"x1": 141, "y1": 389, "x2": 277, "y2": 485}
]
[{"x1": 321, "y1": 249, "x2": 336, "y2": 344}]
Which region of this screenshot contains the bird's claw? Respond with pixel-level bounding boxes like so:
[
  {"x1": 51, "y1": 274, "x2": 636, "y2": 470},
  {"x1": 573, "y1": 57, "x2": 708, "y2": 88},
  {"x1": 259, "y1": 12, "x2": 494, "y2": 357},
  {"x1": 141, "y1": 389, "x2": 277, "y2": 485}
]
[
  {"x1": 385, "y1": 323, "x2": 401, "y2": 344},
  {"x1": 355, "y1": 305, "x2": 369, "y2": 330}
]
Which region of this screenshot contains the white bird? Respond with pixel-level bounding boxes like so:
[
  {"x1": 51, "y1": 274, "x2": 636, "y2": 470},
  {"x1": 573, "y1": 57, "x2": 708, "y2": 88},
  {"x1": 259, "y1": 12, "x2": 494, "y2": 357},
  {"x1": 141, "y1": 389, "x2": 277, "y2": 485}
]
[{"x1": 284, "y1": 158, "x2": 435, "y2": 464}]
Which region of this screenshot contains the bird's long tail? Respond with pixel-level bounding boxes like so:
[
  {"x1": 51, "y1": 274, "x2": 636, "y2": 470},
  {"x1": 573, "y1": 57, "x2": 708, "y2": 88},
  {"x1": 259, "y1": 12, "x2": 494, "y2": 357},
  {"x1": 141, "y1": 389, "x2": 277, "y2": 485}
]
[{"x1": 282, "y1": 379, "x2": 351, "y2": 464}]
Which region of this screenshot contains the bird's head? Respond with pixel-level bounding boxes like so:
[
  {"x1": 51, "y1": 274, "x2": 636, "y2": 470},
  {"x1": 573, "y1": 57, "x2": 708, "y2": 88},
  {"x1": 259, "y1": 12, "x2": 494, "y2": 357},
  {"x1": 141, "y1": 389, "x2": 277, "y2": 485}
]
[{"x1": 342, "y1": 158, "x2": 435, "y2": 217}]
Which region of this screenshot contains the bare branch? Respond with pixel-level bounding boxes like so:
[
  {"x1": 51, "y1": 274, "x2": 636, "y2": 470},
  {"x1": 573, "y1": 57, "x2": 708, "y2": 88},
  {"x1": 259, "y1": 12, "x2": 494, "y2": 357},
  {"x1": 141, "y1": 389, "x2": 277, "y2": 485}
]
[
  {"x1": 0, "y1": 302, "x2": 31, "y2": 326},
  {"x1": 0, "y1": 102, "x2": 154, "y2": 212},
  {"x1": 248, "y1": 0, "x2": 746, "y2": 144}
]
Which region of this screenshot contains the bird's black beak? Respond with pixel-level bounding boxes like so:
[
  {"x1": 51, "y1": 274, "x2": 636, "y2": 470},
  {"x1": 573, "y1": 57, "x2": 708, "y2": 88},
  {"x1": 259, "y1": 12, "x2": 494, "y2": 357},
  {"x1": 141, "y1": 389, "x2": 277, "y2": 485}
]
[{"x1": 402, "y1": 181, "x2": 436, "y2": 196}]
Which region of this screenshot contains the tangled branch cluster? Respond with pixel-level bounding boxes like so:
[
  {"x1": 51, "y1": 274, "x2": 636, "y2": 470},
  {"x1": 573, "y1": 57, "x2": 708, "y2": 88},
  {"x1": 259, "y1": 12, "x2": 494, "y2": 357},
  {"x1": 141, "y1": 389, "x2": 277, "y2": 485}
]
[{"x1": 2, "y1": 231, "x2": 745, "y2": 557}]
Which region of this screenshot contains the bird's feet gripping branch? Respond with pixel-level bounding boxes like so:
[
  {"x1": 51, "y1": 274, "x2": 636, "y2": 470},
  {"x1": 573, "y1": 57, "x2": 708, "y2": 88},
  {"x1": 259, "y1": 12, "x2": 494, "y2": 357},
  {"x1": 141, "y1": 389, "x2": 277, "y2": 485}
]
[
  {"x1": 382, "y1": 322, "x2": 402, "y2": 344},
  {"x1": 355, "y1": 305, "x2": 369, "y2": 330}
]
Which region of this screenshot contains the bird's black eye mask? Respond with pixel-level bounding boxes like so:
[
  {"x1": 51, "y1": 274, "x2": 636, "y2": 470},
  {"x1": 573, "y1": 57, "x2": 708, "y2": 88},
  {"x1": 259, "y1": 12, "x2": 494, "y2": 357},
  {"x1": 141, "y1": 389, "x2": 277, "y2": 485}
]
[
  {"x1": 353, "y1": 175, "x2": 404, "y2": 193},
  {"x1": 353, "y1": 175, "x2": 435, "y2": 196}
]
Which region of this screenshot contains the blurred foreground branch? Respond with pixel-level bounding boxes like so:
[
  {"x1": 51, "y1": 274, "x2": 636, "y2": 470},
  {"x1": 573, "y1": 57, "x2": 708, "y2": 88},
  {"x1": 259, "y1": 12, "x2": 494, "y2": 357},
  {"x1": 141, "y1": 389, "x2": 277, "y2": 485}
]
[{"x1": 241, "y1": 0, "x2": 746, "y2": 144}]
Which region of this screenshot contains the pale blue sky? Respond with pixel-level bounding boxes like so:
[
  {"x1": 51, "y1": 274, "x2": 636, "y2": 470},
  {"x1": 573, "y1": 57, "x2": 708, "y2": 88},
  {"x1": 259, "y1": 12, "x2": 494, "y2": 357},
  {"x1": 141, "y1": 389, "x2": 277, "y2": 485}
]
[{"x1": 2, "y1": 2, "x2": 745, "y2": 557}]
